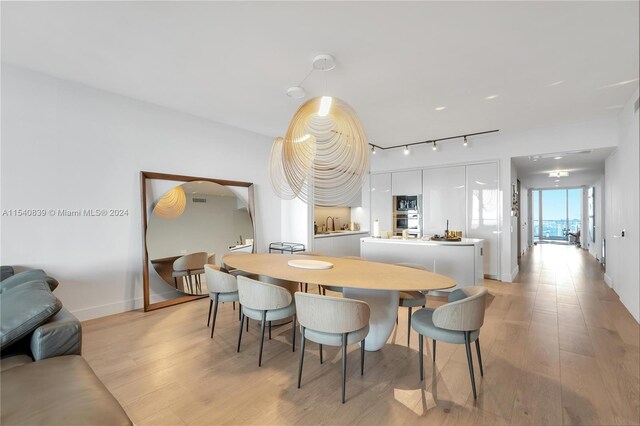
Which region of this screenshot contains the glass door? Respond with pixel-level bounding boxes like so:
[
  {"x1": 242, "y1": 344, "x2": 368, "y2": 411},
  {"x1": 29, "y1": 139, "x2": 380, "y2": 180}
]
[{"x1": 532, "y1": 188, "x2": 582, "y2": 243}]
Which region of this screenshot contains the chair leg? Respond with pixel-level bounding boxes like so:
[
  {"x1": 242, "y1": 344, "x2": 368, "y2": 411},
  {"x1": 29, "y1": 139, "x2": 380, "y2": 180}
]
[
  {"x1": 433, "y1": 339, "x2": 437, "y2": 362},
  {"x1": 258, "y1": 311, "x2": 267, "y2": 367},
  {"x1": 174, "y1": 277, "x2": 178, "y2": 288},
  {"x1": 297, "y1": 327, "x2": 306, "y2": 388},
  {"x1": 322, "y1": 287, "x2": 326, "y2": 295},
  {"x1": 407, "y1": 307, "x2": 413, "y2": 347},
  {"x1": 237, "y1": 313, "x2": 245, "y2": 352},
  {"x1": 210, "y1": 297, "x2": 219, "y2": 338},
  {"x1": 318, "y1": 285, "x2": 322, "y2": 294},
  {"x1": 238, "y1": 304, "x2": 241, "y2": 321},
  {"x1": 319, "y1": 344, "x2": 323, "y2": 364},
  {"x1": 341, "y1": 332, "x2": 348, "y2": 403},
  {"x1": 269, "y1": 321, "x2": 272, "y2": 340},
  {"x1": 419, "y1": 334, "x2": 424, "y2": 381},
  {"x1": 475, "y1": 338, "x2": 484, "y2": 377},
  {"x1": 246, "y1": 317, "x2": 249, "y2": 332},
  {"x1": 360, "y1": 339, "x2": 365, "y2": 376},
  {"x1": 292, "y1": 315, "x2": 296, "y2": 352},
  {"x1": 233, "y1": 301, "x2": 236, "y2": 311},
  {"x1": 305, "y1": 283, "x2": 308, "y2": 293},
  {"x1": 207, "y1": 299, "x2": 213, "y2": 327},
  {"x1": 464, "y1": 331, "x2": 477, "y2": 399}
]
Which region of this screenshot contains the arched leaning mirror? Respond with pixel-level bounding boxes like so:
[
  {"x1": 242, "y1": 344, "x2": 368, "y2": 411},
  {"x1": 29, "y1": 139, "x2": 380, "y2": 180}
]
[{"x1": 141, "y1": 172, "x2": 255, "y2": 311}]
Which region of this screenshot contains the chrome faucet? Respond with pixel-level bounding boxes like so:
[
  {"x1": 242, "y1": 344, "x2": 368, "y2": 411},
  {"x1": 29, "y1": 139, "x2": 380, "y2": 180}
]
[{"x1": 326, "y1": 216, "x2": 334, "y2": 232}]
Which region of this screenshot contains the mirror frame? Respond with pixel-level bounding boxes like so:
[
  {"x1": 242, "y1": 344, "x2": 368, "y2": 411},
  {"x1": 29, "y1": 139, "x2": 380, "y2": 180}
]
[{"x1": 141, "y1": 171, "x2": 255, "y2": 312}]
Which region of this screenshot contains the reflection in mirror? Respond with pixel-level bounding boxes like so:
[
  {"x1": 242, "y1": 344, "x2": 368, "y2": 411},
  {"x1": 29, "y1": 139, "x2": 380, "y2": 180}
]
[{"x1": 146, "y1": 180, "x2": 254, "y2": 295}]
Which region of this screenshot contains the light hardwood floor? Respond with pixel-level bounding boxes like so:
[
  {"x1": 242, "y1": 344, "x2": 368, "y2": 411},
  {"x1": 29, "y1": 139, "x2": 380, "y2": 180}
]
[{"x1": 82, "y1": 245, "x2": 640, "y2": 425}]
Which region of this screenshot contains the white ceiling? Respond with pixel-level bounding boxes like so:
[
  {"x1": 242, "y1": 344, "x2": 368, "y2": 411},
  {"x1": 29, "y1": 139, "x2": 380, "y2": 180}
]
[
  {"x1": 512, "y1": 147, "x2": 614, "y2": 189},
  {"x1": 2, "y1": 2, "x2": 638, "y2": 147}
]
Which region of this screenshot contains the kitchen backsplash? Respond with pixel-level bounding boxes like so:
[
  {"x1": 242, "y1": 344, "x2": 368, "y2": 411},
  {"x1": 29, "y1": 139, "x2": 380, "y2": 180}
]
[{"x1": 314, "y1": 206, "x2": 352, "y2": 231}]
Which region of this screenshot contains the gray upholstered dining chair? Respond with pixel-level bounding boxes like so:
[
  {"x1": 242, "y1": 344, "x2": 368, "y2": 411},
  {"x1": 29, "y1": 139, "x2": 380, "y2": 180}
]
[
  {"x1": 394, "y1": 262, "x2": 428, "y2": 346},
  {"x1": 411, "y1": 286, "x2": 488, "y2": 399},
  {"x1": 173, "y1": 252, "x2": 208, "y2": 293},
  {"x1": 204, "y1": 264, "x2": 240, "y2": 338},
  {"x1": 236, "y1": 276, "x2": 297, "y2": 366},
  {"x1": 295, "y1": 292, "x2": 370, "y2": 404}
]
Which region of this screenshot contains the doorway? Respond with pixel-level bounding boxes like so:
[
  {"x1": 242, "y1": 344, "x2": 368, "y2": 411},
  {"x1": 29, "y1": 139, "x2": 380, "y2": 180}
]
[{"x1": 532, "y1": 188, "x2": 582, "y2": 244}]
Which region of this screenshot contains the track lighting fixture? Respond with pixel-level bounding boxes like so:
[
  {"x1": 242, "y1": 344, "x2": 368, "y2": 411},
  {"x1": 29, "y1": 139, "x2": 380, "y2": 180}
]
[
  {"x1": 372, "y1": 146, "x2": 376, "y2": 154},
  {"x1": 367, "y1": 129, "x2": 498, "y2": 154}
]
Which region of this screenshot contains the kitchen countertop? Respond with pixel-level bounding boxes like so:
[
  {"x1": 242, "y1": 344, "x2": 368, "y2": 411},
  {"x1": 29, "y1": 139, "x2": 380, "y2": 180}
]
[
  {"x1": 361, "y1": 237, "x2": 483, "y2": 246},
  {"x1": 314, "y1": 230, "x2": 370, "y2": 239}
]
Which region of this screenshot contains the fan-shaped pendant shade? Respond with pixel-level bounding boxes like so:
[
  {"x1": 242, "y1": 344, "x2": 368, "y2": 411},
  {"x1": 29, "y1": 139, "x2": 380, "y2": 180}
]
[
  {"x1": 153, "y1": 185, "x2": 187, "y2": 219},
  {"x1": 270, "y1": 96, "x2": 369, "y2": 206}
]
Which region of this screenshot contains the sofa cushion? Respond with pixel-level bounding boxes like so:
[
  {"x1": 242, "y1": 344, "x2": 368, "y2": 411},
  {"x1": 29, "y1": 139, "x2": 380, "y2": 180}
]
[
  {"x1": 0, "y1": 355, "x2": 132, "y2": 425},
  {"x1": 0, "y1": 269, "x2": 59, "y2": 293},
  {"x1": 1, "y1": 266, "x2": 15, "y2": 281},
  {"x1": 0, "y1": 281, "x2": 62, "y2": 350}
]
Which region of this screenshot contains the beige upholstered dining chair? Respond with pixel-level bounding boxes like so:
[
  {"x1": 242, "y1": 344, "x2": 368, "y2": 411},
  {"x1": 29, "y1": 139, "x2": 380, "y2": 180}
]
[
  {"x1": 295, "y1": 292, "x2": 370, "y2": 403},
  {"x1": 411, "y1": 286, "x2": 488, "y2": 399},
  {"x1": 394, "y1": 263, "x2": 428, "y2": 346},
  {"x1": 172, "y1": 252, "x2": 208, "y2": 293},
  {"x1": 236, "y1": 276, "x2": 297, "y2": 366},
  {"x1": 204, "y1": 265, "x2": 240, "y2": 338}
]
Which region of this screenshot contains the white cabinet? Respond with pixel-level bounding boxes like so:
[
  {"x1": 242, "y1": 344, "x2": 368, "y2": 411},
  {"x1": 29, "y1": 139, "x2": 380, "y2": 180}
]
[
  {"x1": 466, "y1": 162, "x2": 500, "y2": 279},
  {"x1": 423, "y1": 166, "x2": 466, "y2": 236},
  {"x1": 314, "y1": 233, "x2": 364, "y2": 257},
  {"x1": 370, "y1": 173, "x2": 392, "y2": 235},
  {"x1": 392, "y1": 170, "x2": 422, "y2": 195}
]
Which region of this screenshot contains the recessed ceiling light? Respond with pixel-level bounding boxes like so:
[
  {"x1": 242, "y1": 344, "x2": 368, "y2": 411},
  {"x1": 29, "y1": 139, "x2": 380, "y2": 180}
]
[
  {"x1": 555, "y1": 184, "x2": 559, "y2": 187},
  {"x1": 435, "y1": 106, "x2": 446, "y2": 111},
  {"x1": 549, "y1": 80, "x2": 564, "y2": 87},
  {"x1": 554, "y1": 179, "x2": 560, "y2": 182},
  {"x1": 554, "y1": 156, "x2": 563, "y2": 160},
  {"x1": 549, "y1": 171, "x2": 569, "y2": 178},
  {"x1": 485, "y1": 95, "x2": 498, "y2": 100}
]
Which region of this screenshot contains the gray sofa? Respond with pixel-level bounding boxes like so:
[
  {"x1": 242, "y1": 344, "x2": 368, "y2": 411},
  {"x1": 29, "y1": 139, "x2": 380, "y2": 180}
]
[{"x1": 0, "y1": 267, "x2": 131, "y2": 425}]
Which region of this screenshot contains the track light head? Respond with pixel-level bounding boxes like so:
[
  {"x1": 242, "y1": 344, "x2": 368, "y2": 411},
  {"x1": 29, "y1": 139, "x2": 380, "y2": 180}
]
[
  {"x1": 432, "y1": 142, "x2": 438, "y2": 151},
  {"x1": 404, "y1": 146, "x2": 410, "y2": 155},
  {"x1": 463, "y1": 136, "x2": 468, "y2": 147},
  {"x1": 372, "y1": 145, "x2": 376, "y2": 154}
]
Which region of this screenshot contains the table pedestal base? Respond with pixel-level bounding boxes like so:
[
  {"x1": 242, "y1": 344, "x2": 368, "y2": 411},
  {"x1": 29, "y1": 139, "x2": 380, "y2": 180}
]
[{"x1": 342, "y1": 288, "x2": 399, "y2": 352}]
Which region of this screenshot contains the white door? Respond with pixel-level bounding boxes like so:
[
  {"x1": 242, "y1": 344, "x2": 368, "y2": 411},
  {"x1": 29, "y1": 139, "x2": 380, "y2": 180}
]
[{"x1": 466, "y1": 162, "x2": 500, "y2": 279}]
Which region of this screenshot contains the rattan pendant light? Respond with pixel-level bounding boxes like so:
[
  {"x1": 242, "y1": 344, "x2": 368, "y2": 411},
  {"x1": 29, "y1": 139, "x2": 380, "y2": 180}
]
[
  {"x1": 153, "y1": 185, "x2": 187, "y2": 219},
  {"x1": 270, "y1": 55, "x2": 369, "y2": 207}
]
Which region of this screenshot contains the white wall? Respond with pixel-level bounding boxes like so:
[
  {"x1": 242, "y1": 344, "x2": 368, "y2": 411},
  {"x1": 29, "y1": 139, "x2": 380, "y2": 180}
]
[
  {"x1": 371, "y1": 117, "x2": 619, "y2": 282},
  {"x1": 604, "y1": 88, "x2": 639, "y2": 322},
  {"x1": 0, "y1": 65, "x2": 282, "y2": 320}
]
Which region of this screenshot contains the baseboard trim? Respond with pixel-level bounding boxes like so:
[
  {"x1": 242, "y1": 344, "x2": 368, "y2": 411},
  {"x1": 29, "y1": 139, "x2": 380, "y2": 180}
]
[
  {"x1": 604, "y1": 273, "x2": 614, "y2": 288},
  {"x1": 71, "y1": 289, "x2": 180, "y2": 321},
  {"x1": 500, "y1": 265, "x2": 519, "y2": 283}
]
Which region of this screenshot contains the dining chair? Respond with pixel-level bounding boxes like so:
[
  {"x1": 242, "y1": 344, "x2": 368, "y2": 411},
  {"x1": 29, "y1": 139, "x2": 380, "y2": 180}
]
[
  {"x1": 236, "y1": 276, "x2": 297, "y2": 366},
  {"x1": 394, "y1": 263, "x2": 428, "y2": 346},
  {"x1": 173, "y1": 252, "x2": 208, "y2": 293},
  {"x1": 411, "y1": 286, "x2": 488, "y2": 399},
  {"x1": 204, "y1": 265, "x2": 239, "y2": 338},
  {"x1": 295, "y1": 292, "x2": 370, "y2": 403}
]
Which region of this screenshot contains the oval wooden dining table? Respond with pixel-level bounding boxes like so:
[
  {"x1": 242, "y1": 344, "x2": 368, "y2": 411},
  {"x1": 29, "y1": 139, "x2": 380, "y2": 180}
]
[{"x1": 223, "y1": 253, "x2": 456, "y2": 351}]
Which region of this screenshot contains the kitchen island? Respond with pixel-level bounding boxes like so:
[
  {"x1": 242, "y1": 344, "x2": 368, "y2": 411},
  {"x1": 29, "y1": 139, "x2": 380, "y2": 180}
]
[
  {"x1": 313, "y1": 230, "x2": 369, "y2": 257},
  {"x1": 361, "y1": 237, "x2": 484, "y2": 289}
]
